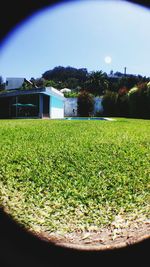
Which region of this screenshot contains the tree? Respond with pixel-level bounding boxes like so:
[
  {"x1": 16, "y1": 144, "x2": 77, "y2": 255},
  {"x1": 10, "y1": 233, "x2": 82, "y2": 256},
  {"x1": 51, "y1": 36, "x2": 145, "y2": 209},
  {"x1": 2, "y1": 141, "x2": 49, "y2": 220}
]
[
  {"x1": 102, "y1": 91, "x2": 118, "y2": 116},
  {"x1": 127, "y1": 82, "x2": 150, "y2": 118},
  {"x1": 64, "y1": 91, "x2": 78, "y2": 98},
  {"x1": 77, "y1": 91, "x2": 94, "y2": 117},
  {"x1": 64, "y1": 77, "x2": 79, "y2": 89},
  {"x1": 42, "y1": 66, "x2": 88, "y2": 89},
  {"x1": 34, "y1": 78, "x2": 45, "y2": 87},
  {"x1": 20, "y1": 79, "x2": 34, "y2": 90},
  {"x1": 0, "y1": 76, "x2": 3, "y2": 85},
  {"x1": 85, "y1": 71, "x2": 109, "y2": 96},
  {"x1": 117, "y1": 87, "x2": 129, "y2": 117},
  {"x1": 0, "y1": 76, "x2": 5, "y2": 91},
  {"x1": 43, "y1": 79, "x2": 58, "y2": 88},
  {"x1": 30, "y1": 78, "x2": 58, "y2": 88},
  {"x1": 107, "y1": 73, "x2": 149, "y2": 93}
]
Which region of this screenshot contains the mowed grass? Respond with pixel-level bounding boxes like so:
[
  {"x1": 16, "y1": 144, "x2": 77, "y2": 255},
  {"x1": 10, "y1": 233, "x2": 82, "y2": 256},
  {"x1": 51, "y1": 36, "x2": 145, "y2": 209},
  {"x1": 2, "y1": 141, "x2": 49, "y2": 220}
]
[{"x1": 0, "y1": 118, "x2": 149, "y2": 233}]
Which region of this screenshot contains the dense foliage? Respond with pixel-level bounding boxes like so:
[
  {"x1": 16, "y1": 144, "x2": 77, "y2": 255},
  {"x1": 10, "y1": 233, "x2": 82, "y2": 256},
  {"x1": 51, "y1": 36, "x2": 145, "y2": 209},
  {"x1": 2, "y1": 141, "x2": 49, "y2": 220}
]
[
  {"x1": 1, "y1": 66, "x2": 149, "y2": 94},
  {"x1": 42, "y1": 66, "x2": 88, "y2": 90},
  {"x1": 64, "y1": 91, "x2": 79, "y2": 98},
  {"x1": 77, "y1": 91, "x2": 94, "y2": 116},
  {"x1": 0, "y1": 119, "x2": 149, "y2": 233},
  {"x1": 84, "y1": 71, "x2": 109, "y2": 95},
  {"x1": 41, "y1": 67, "x2": 149, "y2": 94},
  {"x1": 102, "y1": 82, "x2": 150, "y2": 119}
]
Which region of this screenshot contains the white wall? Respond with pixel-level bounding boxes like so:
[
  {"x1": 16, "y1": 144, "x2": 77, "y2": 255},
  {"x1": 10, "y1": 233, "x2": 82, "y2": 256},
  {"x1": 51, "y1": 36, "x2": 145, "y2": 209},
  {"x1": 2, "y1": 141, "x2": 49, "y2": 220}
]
[
  {"x1": 51, "y1": 107, "x2": 64, "y2": 118},
  {"x1": 64, "y1": 97, "x2": 103, "y2": 117},
  {"x1": 50, "y1": 95, "x2": 64, "y2": 118},
  {"x1": 64, "y1": 98, "x2": 77, "y2": 117}
]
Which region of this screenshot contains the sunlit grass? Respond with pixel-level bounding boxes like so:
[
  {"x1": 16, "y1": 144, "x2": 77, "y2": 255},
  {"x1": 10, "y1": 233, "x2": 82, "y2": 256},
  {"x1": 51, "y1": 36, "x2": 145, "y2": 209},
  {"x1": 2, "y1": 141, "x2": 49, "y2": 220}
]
[{"x1": 0, "y1": 118, "x2": 149, "y2": 233}]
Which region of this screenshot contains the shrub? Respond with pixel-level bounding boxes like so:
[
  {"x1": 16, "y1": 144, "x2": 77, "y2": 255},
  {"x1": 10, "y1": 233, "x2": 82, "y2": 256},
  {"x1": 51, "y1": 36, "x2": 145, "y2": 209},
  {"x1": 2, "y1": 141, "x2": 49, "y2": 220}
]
[
  {"x1": 102, "y1": 91, "x2": 118, "y2": 116},
  {"x1": 128, "y1": 83, "x2": 150, "y2": 119},
  {"x1": 64, "y1": 91, "x2": 78, "y2": 98},
  {"x1": 77, "y1": 90, "x2": 94, "y2": 117}
]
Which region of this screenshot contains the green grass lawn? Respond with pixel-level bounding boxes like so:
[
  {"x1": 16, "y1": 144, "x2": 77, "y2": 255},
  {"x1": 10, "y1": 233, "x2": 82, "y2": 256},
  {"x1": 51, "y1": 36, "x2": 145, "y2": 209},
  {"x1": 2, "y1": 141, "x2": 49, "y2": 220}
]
[{"x1": 0, "y1": 118, "x2": 149, "y2": 233}]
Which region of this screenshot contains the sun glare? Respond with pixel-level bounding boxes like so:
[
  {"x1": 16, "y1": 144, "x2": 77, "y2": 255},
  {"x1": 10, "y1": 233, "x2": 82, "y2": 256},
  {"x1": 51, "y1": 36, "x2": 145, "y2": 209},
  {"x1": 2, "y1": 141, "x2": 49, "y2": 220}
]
[{"x1": 104, "y1": 56, "x2": 112, "y2": 64}]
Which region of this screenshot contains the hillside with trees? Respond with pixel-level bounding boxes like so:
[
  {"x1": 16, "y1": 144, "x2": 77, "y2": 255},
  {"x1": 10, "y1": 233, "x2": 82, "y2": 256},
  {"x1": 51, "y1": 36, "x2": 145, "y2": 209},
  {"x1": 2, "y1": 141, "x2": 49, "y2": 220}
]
[
  {"x1": 42, "y1": 66, "x2": 88, "y2": 90},
  {"x1": 1, "y1": 65, "x2": 150, "y2": 118}
]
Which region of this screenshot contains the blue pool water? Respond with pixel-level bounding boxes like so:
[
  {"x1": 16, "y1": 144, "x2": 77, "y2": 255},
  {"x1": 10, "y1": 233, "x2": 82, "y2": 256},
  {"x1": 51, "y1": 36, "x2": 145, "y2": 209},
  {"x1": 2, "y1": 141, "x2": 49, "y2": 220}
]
[{"x1": 64, "y1": 117, "x2": 113, "y2": 121}]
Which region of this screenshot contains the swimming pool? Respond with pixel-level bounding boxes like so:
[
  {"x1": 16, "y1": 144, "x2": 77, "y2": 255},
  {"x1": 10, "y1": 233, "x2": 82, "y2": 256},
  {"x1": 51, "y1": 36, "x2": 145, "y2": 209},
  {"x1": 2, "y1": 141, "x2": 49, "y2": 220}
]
[{"x1": 64, "y1": 117, "x2": 114, "y2": 121}]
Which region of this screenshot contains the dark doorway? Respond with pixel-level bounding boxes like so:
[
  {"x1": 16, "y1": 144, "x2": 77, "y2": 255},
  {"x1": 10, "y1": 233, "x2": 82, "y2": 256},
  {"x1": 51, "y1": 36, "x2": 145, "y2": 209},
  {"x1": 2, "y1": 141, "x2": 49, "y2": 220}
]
[
  {"x1": 43, "y1": 95, "x2": 50, "y2": 117},
  {"x1": 0, "y1": 97, "x2": 11, "y2": 118}
]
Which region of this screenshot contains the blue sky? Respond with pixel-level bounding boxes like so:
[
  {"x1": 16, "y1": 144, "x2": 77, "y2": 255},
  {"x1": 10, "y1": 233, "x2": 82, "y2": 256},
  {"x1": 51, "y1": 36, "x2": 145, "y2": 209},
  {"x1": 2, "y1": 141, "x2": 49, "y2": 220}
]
[{"x1": 1, "y1": 0, "x2": 150, "y2": 81}]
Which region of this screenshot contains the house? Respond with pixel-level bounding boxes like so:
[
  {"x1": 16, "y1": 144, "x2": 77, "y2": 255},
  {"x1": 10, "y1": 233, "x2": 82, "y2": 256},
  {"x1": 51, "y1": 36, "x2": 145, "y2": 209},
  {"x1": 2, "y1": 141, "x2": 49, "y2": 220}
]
[
  {"x1": 0, "y1": 87, "x2": 65, "y2": 119},
  {"x1": 5, "y1": 77, "x2": 35, "y2": 90}
]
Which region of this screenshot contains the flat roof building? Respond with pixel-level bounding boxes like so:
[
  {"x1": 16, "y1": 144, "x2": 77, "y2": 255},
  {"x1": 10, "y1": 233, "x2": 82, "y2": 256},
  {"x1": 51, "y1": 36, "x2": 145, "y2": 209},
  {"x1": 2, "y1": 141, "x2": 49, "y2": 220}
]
[{"x1": 0, "y1": 87, "x2": 65, "y2": 119}]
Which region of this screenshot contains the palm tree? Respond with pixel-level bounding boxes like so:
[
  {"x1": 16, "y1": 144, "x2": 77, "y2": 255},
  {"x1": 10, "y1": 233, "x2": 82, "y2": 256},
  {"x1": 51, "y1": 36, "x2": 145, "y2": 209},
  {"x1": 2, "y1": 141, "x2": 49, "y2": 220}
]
[{"x1": 85, "y1": 71, "x2": 109, "y2": 96}]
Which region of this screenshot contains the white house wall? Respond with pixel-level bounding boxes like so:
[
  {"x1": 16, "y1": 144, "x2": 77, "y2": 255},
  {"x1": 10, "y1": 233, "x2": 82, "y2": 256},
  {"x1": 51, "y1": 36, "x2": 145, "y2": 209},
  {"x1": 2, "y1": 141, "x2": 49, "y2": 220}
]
[
  {"x1": 50, "y1": 95, "x2": 64, "y2": 118},
  {"x1": 50, "y1": 107, "x2": 64, "y2": 118}
]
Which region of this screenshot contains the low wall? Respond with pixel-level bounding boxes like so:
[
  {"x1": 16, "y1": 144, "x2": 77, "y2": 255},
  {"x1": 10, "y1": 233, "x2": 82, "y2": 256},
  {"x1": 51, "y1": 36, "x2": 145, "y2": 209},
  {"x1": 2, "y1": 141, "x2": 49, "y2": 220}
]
[
  {"x1": 64, "y1": 97, "x2": 103, "y2": 117},
  {"x1": 64, "y1": 98, "x2": 78, "y2": 117}
]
